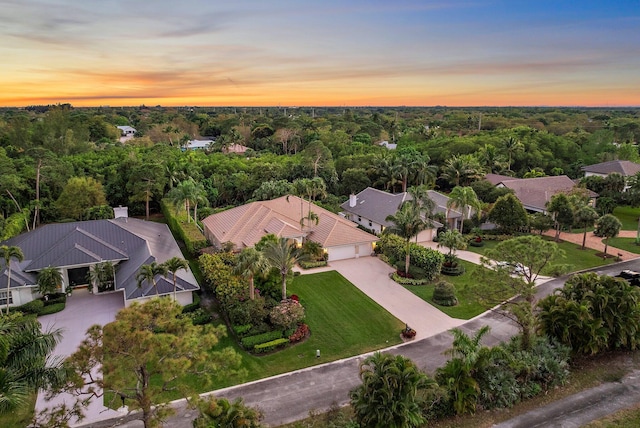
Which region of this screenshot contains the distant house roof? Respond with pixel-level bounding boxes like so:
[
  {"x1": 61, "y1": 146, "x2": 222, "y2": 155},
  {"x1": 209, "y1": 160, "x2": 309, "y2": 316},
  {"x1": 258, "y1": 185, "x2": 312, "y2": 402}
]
[
  {"x1": 185, "y1": 139, "x2": 213, "y2": 150},
  {"x1": 0, "y1": 218, "x2": 199, "y2": 300},
  {"x1": 485, "y1": 173, "x2": 516, "y2": 186},
  {"x1": 495, "y1": 175, "x2": 597, "y2": 213},
  {"x1": 224, "y1": 143, "x2": 249, "y2": 154},
  {"x1": 116, "y1": 125, "x2": 136, "y2": 134},
  {"x1": 202, "y1": 195, "x2": 377, "y2": 250},
  {"x1": 378, "y1": 141, "x2": 397, "y2": 150},
  {"x1": 339, "y1": 187, "x2": 456, "y2": 227},
  {"x1": 582, "y1": 160, "x2": 640, "y2": 177}
]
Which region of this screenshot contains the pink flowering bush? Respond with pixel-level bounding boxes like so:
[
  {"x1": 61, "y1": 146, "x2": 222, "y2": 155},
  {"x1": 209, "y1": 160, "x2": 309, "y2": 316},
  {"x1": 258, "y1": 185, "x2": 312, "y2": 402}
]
[{"x1": 269, "y1": 299, "x2": 305, "y2": 331}]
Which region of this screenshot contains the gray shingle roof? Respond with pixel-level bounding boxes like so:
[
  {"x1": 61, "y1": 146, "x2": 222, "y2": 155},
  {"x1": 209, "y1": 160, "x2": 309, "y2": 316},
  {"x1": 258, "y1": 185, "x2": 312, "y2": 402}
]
[
  {"x1": 1, "y1": 218, "x2": 199, "y2": 299},
  {"x1": 582, "y1": 160, "x2": 640, "y2": 176},
  {"x1": 496, "y1": 175, "x2": 597, "y2": 212}
]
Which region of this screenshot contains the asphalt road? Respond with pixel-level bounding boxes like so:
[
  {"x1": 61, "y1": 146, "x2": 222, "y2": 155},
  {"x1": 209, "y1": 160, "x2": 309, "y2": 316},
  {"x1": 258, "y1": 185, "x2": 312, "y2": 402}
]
[{"x1": 81, "y1": 259, "x2": 640, "y2": 428}]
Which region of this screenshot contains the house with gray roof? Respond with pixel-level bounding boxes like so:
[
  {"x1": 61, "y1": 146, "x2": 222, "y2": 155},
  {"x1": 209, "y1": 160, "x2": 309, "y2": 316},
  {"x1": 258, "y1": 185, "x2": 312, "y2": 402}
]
[
  {"x1": 339, "y1": 187, "x2": 461, "y2": 242},
  {"x1": 0, "y1": 218, "x2": 199, "y2": 309},
  {"x1": 582, "y1": 160, "x2": 640, "y2": 190}
]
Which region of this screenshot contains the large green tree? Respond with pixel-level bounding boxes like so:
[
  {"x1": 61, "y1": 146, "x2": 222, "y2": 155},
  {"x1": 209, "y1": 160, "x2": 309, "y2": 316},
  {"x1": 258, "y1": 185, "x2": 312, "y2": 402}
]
[
  {"x1": 476, "y1": 236, "x2": 563, "y2": 350},
  {"x1": 487, "y1": 193, "x2": 528, "y2": 234},
  {"x1": 234, "y1": 248, "x2": 269, "y2": 301},
  {"x1": 1, "y1": 245, "x2": 24, "y2": 315},
  {"x1": 56, "y1": 177, "x2": 107, "y2": 220},
  {"x1": 594, "y1": 214, "x2": 622, "y2": 257},
  {"x1": 350, "y1": 352, "x2": 434, "y2": 428},
  {"x1": 573, "y1": 205, "x2": 599, "y2": 250},
  {"x1": 59, "y1": 299, "x2": 241, "y2": 428},
  {"x1": 546, "y1": 193, "x2": 574, "y2": 242}
]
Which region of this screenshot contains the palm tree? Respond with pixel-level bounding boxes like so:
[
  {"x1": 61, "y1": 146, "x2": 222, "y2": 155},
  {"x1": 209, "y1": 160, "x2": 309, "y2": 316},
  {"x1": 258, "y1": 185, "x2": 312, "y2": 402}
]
[
  {"x1": 87, "y1": 261, "x2": 115, "y2": 292},
  {"x1": 574, "y1": 205, "x2": 599, "y2": 250},
  {"x1": 190, "y1": 180, "x2": 209, "y2": 223},
  {"x1": 168, "y1": 178, "x2": 199, "y2": 223},
  {"x1": 350, "y1": 352, "x2": 432, "y2": 428},
  {"x1": 477, "y1": 144, "x2": 507, "y2": 174},
  {"x1": 374, "y1": 154, "x2": 399, "y2": 191},
  {"x1": 136, "y1": 262, "x2": 168, "y2": 296},
  {"x1": 0, "y1": 313, "x2": 64, "y2": 415},
  {"x1": 36, "y1": 266, "x2": 63, "y2": 299},
  {"x1": 1, "y1": 245, "x2": 24, "y2": 315},
  {"x1": 162, "y1": 257, "x2": 189, "y2": 301},
  {"x1": 503, "y1": 136, "x2": 524, "y2": 172},
  {"x1": 234, "y1": 248, "x2": 269, "y2": 301},
  {"x1": 437, "y1": 229, "x2": 468, "y2": 264},
  {"x1": 263, "y1": 237, "x2": 305, "y2": 300},
  {"x1": 447, "y1": 186, "x2": 482, "y2": 233},
  {"x1": 385, "y1": 202, "x2": 428, "y2": 275},
  {"x1": 440, "y1": 154, "x2": 483, "y2": 188}
]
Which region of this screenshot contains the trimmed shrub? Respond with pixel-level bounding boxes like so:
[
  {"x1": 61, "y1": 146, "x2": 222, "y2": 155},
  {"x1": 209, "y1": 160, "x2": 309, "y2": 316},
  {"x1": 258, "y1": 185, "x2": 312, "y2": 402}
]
[
  {"x1": 241, "y1": 330, "x2": 284, "y2": 349},
  {"x1": 44, "y1": 292, "x2": 67, "y2": 305},
  {"x1": 391, "y1": 273, "x2": 428, "y2": 285},
  {"x1": 161, "y1": 199, "x2": 208, "y2": 256},
  {"x1": 433, "y1": 281, "x2": 458, "y2": 306},
  {"x1": 254, "y1": 338, "x2": 289, "y2": 353},
  {"x1": 409, "y1": 245, "x2": 444, "y2": 281},
  {"x1": 181, "y1": 293, "x2": 201, "y2": 314},
  {"x1": 15, "y1": 299, "x2": 44, "y2": 315},
  {"x1": 38, "y1": 302, "x2": 65, "y2": 316},
  {"x1": 186, "y1": 308, "x2": 212, "y2": 325},
  {"x1": 440, "y1": 263, "x2": 465, "y2": 276},
  {"x1": 299, "y1": 260, "x2": 328, "y2": 269},
  {"x1": 233, "y1": 324, "x2": 253, "y2": 337}
]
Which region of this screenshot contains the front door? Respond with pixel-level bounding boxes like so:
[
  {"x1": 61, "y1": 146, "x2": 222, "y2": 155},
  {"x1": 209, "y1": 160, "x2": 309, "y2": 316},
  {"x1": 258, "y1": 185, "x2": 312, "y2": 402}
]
[{"x1": 67, "y1": 267, "x2": 90, "y2": 288}]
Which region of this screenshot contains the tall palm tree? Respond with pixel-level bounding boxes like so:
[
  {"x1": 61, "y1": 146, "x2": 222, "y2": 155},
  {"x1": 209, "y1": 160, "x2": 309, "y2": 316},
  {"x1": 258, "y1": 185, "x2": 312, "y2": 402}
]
[
  {"x1": 136, "y1": 262, "x2": 168, "y2": 296},
  {"x1": 234, "y1": 248, "x2": 269, "y2": 301},
  {"x1": 0, "y1": 313, "x2": 64, "y2": 415},
  {"x1": 36, "y1": 266, "x2": 63, "y2": 298},
  {"x1": 263, "y1": 238, "x2": 305, "y2": 300},
  {"x1": 407, "y1": 185, "x2": 436, "y2": 241},
  {"x1": 1, "y1": 245, "x2": 24, "y2": 315},
  {"x1": 503, "y1": 136, "x2": 524, "y2": 172},
  {"x1": 374, "y1": 154, "x2": 399, "y2": 191},
  {"x1": 477, "y1": 144, "x2": 507, "y2": 174},
  {"x1": 385, "y1": 202, "x2": 428, "y2": 275},
  {"x1": 440, "y1": 154, "x2": 483, "y2": 188},
  {"x1": 190, "y1": 180, "x2": 209, "y2": 223},
  {"x1": 447, "y1": 186, "x2": 482, "y2": 233},
  {"x1": 168, "y1": 178, "x2": 198, "y2": 223},
  {"x1": 162, "y1": 257, "x2": 189, "y2": 301}
]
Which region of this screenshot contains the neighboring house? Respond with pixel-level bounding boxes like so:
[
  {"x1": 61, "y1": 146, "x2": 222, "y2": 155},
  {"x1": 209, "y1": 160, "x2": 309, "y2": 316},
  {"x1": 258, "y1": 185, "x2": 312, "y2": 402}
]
[
  {"x1": 0, "y1": 218, "x2": 199, "y2": 309},
  {"x1": 582, "y1": 160, "x2": 640, "y2": 190},
  {"x1": 183, "y1": 139, "x2": 214, "y2": 151},
  {"x1": 339, "y1": 187, "x2": 461, "y2": 242},
  {"x1": 491, "y1": 175, "x2": 597, "y2": 214},
  {"x1": 378, "y1": 140, "x2": 397, "y2": 150},
  {"x1": 224, "y1": 143, "x2": 249, "y2": 154},
  {"x1": 202, "y1": 195, "x2": 378, "y2": 261},
  {"x1": 116, "y1": 125, "x2": 136, "y2": 143}
]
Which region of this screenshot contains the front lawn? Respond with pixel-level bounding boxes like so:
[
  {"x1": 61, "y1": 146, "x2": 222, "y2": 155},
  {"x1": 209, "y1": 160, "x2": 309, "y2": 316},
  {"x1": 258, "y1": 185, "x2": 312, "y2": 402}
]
[
  {"x1": 132, "y1": 270, "x2": 404, "y2": 403},
  {"x1": 467, "y1": 236, "x2": 616, "y2": 272},
  {"x1": 613, "y1": 206, "x2": 640, "y2": 231},
  {"x1": 606, "y1": 237, "x2": 640, "y2": 254},
  {"x1": 403, "y1": 260, "x2": 487, "y2": 320}
]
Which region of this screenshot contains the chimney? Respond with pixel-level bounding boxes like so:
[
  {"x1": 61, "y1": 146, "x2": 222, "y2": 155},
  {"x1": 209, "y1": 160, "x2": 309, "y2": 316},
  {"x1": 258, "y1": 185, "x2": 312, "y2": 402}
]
[
  {"x1": 349, "y1": 194, "x2": 357, "y2": 208},
  {"x1": 113, "y1": 205, "x2": 129, "y2": 219}
]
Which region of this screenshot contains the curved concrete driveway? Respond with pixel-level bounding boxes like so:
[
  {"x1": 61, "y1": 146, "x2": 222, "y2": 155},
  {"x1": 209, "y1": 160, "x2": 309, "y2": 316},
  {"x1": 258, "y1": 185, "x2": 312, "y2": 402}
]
[{"x1": 327, "y1": 257, "x2": 465, "y2": 340}]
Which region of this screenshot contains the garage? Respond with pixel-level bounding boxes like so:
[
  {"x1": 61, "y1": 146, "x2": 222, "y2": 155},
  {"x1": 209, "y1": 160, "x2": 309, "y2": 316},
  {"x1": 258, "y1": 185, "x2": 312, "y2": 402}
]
[{"x1": 327, "y1": 245, "x2": 357, "y2": 261}]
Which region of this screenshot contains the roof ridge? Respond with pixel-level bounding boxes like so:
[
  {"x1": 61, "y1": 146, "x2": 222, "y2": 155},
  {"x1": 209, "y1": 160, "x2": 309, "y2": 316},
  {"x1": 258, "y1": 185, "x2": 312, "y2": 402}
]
[{"x1": 77, "y1": 227, "x2": 129, "y2": 258}]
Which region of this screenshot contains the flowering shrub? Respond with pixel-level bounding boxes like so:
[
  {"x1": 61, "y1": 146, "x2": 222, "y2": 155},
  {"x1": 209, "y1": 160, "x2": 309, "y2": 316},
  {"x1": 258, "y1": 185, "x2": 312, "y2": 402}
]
[
  {"x1": 270, "y1": 299, "x2": 305, "y2": 331},
  {"x1": 288, "y1": 323, "x2": 309, "y2": 343}
]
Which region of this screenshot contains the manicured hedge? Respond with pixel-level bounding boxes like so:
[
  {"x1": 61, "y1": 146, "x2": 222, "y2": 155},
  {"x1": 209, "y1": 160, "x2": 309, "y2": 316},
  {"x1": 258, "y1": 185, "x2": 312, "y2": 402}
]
[
  {"x1": 299, "y1": 260, "x2": 328, "y2": 269},
  {"x1": 240, "y1": 330, "x2": 284, "y2": 349},
  {"x1": 161, "y1": 199, "x2": 208, "y2": 256},
  {"x1": 38, "y1": 302, "x2": 65, "y2": 315},
  {"x1": 181, "y1": 292, "x2": 201, "y2": 314},
  {"x1": 14, "y1": 299, "x2": 44, "y2": 315},
  {"x1": 254, "y1": 338, "x2": 289, "y2": 353},
  {"x1": 233, "y1": 324, "x2": 253, "y2": 337},
  {"x1": 391, "y1": 273, "x2": 429, "y2": 285}
]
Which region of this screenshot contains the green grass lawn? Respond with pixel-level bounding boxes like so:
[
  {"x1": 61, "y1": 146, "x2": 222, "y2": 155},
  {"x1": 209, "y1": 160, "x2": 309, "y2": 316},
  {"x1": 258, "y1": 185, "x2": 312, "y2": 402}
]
[
  {"x1": 466, "y1": 236, "x2": 616, "y2": 272},
  {"x1": 118, "y1": 270, "x2": 404, "y2": 405},
  {"x1": 613, "y1": 206, "x2": 640, "y2": 231},
  {"x1": 402, "y1": 260, "x2": 487, "y2": 320},
  {"x1": 606, "y1": 237, "x2": 640, "y2": 254}
]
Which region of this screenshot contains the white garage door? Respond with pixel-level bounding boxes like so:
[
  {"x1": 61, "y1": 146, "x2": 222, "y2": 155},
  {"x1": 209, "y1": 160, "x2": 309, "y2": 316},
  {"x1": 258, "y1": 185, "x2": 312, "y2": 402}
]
[
  {"x1": 358, "y1": 243, "x2": 373, "y2": 257},
  {"x1": 327, "y1": 245, "x2": 356, "y2": 261}
]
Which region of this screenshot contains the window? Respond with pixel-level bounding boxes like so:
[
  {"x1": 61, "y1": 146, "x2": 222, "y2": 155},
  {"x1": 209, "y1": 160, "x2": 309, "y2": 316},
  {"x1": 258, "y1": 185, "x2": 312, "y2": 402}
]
[
  {"x1": 0, "y1": 290, "x2": 13, "y2": 306},
  {"x1": 369, "y1": 221, "x2": 372, "y2": 227},
  {"x1": 358, "y1": 216, "x2": 362, "y2": 222}
]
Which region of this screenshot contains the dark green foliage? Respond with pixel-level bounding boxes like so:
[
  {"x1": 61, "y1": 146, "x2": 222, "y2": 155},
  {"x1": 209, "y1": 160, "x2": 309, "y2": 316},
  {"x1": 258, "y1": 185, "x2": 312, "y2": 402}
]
[
  {"x1": 44, "y1": 293, "x2": 66, "y2": 306},
  {"x1": 37, "y1": 302, "x2": 65, "y2": 316},
  {"x1": 232, "y1": 324, "x2": 253, "y2": 337},
  {"x1": 299, "y1": 260, "x2": 328, "y2": 269},
  {"x1": 193, "y1": 396, "x2": 264, "y2": 428},
  {"x1": 488, "y1": 193, "x2": 529, "y2": 234},
  {"x1": 160, "y1": 199, "x2": 208, "y2": 256},
  {"x1": 538, "y1": 272, "x2": 640, "y2": 355},
  {"x1": 181, "y1": 293, "x2": 201, "y2": 314},
  {"x1": 14, "y1": 299, "x2": 44, "y2": 315},
  {"x1": 432, "y1": 281, "x2": 458, "y2": 306},
  {"x1": 350, "y1": 352, "x2": 434, "y2": 428}
]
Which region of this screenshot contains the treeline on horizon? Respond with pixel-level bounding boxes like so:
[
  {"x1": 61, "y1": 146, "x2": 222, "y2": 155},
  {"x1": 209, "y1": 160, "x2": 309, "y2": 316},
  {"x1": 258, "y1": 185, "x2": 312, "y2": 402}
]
[{"x1": 0, "y1": 104, "x2": 639, "y2": 238}]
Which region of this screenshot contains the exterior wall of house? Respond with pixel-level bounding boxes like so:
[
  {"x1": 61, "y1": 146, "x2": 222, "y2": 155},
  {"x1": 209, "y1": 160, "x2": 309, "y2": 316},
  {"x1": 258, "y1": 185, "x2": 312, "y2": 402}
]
[
  {"x1": 2, "y1": 286, "x2": 37, "y2": 308},
  {"x1": 343, "y1": 213, "x2": 382, "y2": 234},
  {"x1": 584, "y1": 172, "x2": 607, "y2": 178},
  {"x1": 124, "y1": 291, "x2": 194, "y2": 308},
  {"x1": 416, "y1": 229, "x2": 435, "y2": 243}
]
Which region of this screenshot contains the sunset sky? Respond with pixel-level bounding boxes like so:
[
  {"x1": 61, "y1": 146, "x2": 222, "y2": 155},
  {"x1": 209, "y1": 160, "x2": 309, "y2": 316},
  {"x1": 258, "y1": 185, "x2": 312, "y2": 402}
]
[{"x1": 1, "y1": 0, "x2": 639, "y2": 107}]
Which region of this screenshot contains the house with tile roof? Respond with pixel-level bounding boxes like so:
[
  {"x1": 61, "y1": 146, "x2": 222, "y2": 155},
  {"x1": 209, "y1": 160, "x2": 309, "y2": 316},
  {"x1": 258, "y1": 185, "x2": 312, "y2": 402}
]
[
  {"x1": 202, "y1": 195, "x2": 378, "y2": 261},
  {"x1": 0, "y1": 218, "x2": 199, "y2": 309},
  {"x1": 492, "y1": 175, "x2": 597, "y2": 214},
  {"x1": 339, "y1": 187, "x2": 461, "y2": 241},
  {"x1": 582, "y1": 160, "x2": 640, "y2": 190}
]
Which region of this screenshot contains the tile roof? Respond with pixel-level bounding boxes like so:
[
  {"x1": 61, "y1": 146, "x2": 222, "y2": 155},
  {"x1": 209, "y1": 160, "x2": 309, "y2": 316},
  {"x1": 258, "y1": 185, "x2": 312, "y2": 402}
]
[
  {"x1": 495, "y1": 175, "x2": 597, "y2": 212},
  {"x1": 1, "y1": 218, "x2": 198, "y2": 299},
  {"x1": 202, "y1": 195, "x2": 377, "y2": 250},
  {"x1": 581, "y1": 160, "x2": 640, "y2": 176},
  {"x1": 485, "y1": 173, "x2": 517, "y2": 185}
]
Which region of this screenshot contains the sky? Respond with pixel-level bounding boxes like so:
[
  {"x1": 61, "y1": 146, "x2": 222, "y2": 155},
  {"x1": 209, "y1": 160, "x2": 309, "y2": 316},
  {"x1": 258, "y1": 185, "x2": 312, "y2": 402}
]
[{"x1": 1, "y1": 0, "x2": 639, "y2": 107}]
